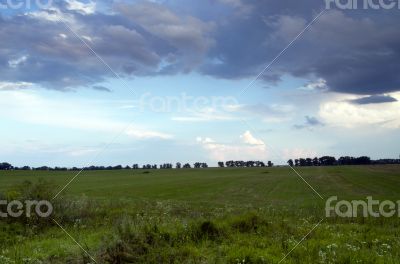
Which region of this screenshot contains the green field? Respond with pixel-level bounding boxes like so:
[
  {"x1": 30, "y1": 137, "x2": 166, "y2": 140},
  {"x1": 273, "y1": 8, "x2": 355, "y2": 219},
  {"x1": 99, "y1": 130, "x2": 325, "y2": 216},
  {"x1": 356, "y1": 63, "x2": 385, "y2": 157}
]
[{"x1": 1, "y1": 165, "x2": 400, "y2": 263}]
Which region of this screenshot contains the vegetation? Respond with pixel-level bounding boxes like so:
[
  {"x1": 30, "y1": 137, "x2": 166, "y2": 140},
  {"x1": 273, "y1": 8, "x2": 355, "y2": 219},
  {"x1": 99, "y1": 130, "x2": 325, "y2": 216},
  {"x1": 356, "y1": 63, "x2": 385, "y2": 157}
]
[
  {"x1": 0, "y1": 165, "x2": 400, "y2": 263},
  {"x1": 288, "y1": 156, "x2": 400, "y2": 167}
]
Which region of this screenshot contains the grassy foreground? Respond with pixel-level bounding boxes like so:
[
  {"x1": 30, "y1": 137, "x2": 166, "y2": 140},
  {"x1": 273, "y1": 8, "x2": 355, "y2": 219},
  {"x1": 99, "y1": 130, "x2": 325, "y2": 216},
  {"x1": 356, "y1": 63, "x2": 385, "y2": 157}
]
[{"x1": 0, "y1": 165, "x2": 400, "y2": 263}]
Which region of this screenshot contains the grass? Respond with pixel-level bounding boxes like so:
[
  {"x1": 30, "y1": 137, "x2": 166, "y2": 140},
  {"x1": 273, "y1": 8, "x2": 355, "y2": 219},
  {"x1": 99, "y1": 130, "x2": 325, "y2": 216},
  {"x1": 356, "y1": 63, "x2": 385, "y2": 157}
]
[{"x1": 0, "y1": 165, "x2": 400, "y2": 263}]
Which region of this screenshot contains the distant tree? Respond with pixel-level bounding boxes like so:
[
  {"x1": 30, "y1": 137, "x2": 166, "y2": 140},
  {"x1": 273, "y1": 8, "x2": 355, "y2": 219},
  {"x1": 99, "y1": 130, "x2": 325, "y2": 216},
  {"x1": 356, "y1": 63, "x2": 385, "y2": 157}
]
[
  {"x1": 225, "y1": 161, "x2": 235, "y2": 167},
  {"x1": 319, "y1": 156, "x2": 336, "y2": 166},
  {"x1": 356, "y1": 156, "x2": 371, "y2": 165},
  {"x1": 183, "y1": 163, "x2": 191, "y2": 169},
  {"x1": 0, "y1": 162, "x2": 13, "y2": 170},
  {"x1": 246, "y1": 161, "x2": 255, "y2": 167},
  {"x1": 176, "y1": 162, "x2": 182, "y2": 169},
  {"x1": 218, "y1": 162, "x2": 224, "y2": 168},
  {"x1": 267, "y1": 161, "x2": 273, "y2": 167},
  {"x1": 35, "y1": 166, "x2": 50, "y2": 171},
  {"x1": 294, "y1": 159, "x2": 299, "y2": 166},
  {"x1": 235, "y1": 161, "x2": 245, "y2": 167},
  {"x1": 312, "y1": 157, "x2": 320, "y2": 166},
  {"x1": 287, "y1": 159, "x2": 294, "y2": 167}
]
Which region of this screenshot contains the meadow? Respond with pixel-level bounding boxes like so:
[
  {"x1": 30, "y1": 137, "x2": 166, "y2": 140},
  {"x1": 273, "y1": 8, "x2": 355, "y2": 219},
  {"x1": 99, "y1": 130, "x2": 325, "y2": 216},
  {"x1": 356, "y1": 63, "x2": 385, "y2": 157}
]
[{"x1": 0, "y1": 165, "x2": 400, "y2": 263}]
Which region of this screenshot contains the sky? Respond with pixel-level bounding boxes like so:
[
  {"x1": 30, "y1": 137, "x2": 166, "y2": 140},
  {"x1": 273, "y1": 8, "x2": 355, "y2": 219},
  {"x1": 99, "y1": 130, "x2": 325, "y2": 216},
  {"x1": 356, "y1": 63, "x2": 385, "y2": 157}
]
[{"x1": 0, "y1": 0, "x2": 400, "y2": 167}]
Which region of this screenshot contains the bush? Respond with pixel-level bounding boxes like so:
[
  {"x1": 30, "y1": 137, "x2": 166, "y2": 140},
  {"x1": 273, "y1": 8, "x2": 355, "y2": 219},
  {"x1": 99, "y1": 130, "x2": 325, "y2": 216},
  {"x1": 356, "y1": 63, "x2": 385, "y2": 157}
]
[{"x1": 231, "y1": 212, "x2": 267, "y2": 233}]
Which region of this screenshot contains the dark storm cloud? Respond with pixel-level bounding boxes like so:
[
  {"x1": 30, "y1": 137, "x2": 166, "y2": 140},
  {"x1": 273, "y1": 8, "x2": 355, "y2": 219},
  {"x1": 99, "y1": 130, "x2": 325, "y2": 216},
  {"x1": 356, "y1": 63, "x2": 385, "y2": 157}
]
[
  {"x1": 1, "y1": 0, "x2": 399, "y2": 95},
  {"x1": 350, "y1": 94, "x2": 398, "y2": 105},
  {"x1": 200, "y1": 0, "x2": 400, "y2": 95},
  {"x1": 0, "y1": 0, "x2": 215, "y2": 90}
]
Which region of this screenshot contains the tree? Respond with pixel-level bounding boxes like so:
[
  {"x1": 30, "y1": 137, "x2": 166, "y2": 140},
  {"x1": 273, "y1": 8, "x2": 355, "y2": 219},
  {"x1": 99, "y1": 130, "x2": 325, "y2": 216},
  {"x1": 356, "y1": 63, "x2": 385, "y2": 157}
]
[
  {"x1": 0, "y1": 162, "x2": 13, "y2": 170},
  {"x1": 287, "y1": 159, "x2": 294, "y2": 167},
  {"x1": 267, "y1": 161, "x2": 273, "y2": 167},
  {"x1": 225, "y1": 161, "x2": 235, "y2": 167},
  {"x1": 218, "y1": 162, "x2": 225, "y2": 168},
  {"x1": 176, "y1": 162, "x2": 182, "y2": 169},
  {"x1": 183, "y1": 163, "x2": 191, "y2": 169},
  {"x1": 319, "y1": 156, "x2": 336, "y2": 166}
]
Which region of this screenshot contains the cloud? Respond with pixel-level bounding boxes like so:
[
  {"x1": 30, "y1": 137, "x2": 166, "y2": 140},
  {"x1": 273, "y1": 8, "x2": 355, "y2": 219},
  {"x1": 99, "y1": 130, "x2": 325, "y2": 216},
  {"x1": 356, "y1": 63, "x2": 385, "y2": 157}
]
[
  {"x1": 115, "y1": 1, "x2": 215, "y2": 71},
  {"x1": 92, "y1": 85, "x2": 112, "y2": 92},
  {"x1": 0, "y1": 1, "x2": 214, "y2": 90},
  {"x1": 8, "y1": 55, "x2": 28, "y2": 68},
  {"x1": 216, "y1": 0, "x2": 253, "y2": 16},
  {"x1": 196, "y1": 131, "x2": 267, "y2": 161},
  {"x1": 1, "y1": 0, "x2": 399, "y2": 97},
  {"x1": 240, "y1": 130, "x2": 265, "y2": 146},
  {"x1": 319, "y1": 96, "x2": 400, "y2": 128},
  {"x1": 294, "y1": 116, "x2": 324, "y2": 129},
  {"x1": 298, "y1": 79, "x2": 328, "y2": 91},
  {"x1": 126, "y1": 129, "x2": 173, "y2": 140},
  {"x1": 65, "y1": 0, "x2": 96, "y2": 14},
  {"x1": 350, "y1": 95, "x2": 398, "y2": 105},
  {"x1": 0, "y1": 82, "x2": 34, "y2": 91},
  {"x1": 202, "y1": 3, "x2": 400, "y2": 96}
]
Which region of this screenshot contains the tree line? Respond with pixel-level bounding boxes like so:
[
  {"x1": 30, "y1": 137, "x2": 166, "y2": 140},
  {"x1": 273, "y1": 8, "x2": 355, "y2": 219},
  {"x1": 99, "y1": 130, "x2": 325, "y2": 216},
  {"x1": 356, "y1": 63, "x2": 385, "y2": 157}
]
[
  {"x1": 287, "y1": 156, "x2": 400, "y2": 167},
  {"x1": 1, "y1": 156, "x2": 399, "y2": 171},
  {"x1": 218, "y1": 160, "x2": 273, "y2": 168},
  {"x1": 0, "y1": 162, "x2": 210, "y2": 171}
]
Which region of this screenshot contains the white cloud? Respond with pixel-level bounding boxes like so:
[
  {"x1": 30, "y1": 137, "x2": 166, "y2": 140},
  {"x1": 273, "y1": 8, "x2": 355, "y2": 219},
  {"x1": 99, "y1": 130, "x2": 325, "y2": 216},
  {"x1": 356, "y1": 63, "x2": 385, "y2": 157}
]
[
  {"x1": 319, "y1": 94, "x2": 400, "y2": 128},
  {"x1": 66, "y1": 0, "x2": 96, "y2": 14},
  {"x1": 298, "y1": 78, "x2": 328, "y2": 91},
  {"x1": 126, "y1": 129, "x2": 172, "y2": 140},
  {"x1": 28, "y1": 8, "x2": 72, "y2": 23},
  {"x1": 197, "y1": 131, "x2": 267, "y2": 161},
  {"x1": 240, "y1": 130, "x2": 265, "y2": 146},
  {"x1": 0, "y1": 82, "x2": 34, "y2": 91},
  {"x1": 8, "y1": 55, "x2": 28, "y2": 68}
]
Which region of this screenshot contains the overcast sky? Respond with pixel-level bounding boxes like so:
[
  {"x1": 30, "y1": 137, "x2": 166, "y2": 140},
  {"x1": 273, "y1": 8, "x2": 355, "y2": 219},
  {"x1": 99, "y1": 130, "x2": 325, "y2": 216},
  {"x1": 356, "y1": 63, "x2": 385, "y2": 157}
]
[{"x1": 1, "y1": 0, "x2": 400, "y2": 167}]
